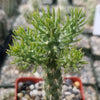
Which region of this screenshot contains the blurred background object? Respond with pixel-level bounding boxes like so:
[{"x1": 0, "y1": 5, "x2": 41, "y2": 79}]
[
  {"x1": 93, "y1": 5, "x2": 100, "y2": 35},
  {"x1": 0, "y1": 0, "x2": 21, "y2": 17},
  {"x1": 0, "y1": 9, "x2": 8, "y2": 46},
  {"x1": 0, "y1": 0, "x2": 100, "y2": 100}
]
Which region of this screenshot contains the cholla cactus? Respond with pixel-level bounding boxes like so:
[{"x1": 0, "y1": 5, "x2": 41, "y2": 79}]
[{"x1": 8, "y1": 7, "x2": 86, "y2": 100}]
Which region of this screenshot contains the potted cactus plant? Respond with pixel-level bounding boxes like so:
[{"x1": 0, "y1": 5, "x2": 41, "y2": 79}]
[{"x1": 7, "y1": 7, "x2": 86, "y2": 100}]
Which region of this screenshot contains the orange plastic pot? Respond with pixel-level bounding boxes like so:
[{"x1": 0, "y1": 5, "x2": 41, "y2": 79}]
[{"x1": 15, "y1": 77, "x2": 85, "y2": 100}]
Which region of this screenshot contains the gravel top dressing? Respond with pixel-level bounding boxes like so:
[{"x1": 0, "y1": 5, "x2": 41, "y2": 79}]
[{"x1": 17, "y1": 78, "x2": 82, "y2": 100}]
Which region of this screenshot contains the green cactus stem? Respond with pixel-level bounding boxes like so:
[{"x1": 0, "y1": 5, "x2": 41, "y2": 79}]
[{"x1": 43, "y1": 59, "x2": 62, "y2": 100}]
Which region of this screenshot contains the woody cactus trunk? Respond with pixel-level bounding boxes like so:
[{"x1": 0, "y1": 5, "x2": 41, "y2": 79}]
[{"x1": 7, "y1": 7, "x2": 86, "y2": 100}]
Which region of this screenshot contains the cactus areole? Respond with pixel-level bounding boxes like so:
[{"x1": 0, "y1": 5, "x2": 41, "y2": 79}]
[{"x1": 8, "y1": 7, "x2": 86, "y2": 100}]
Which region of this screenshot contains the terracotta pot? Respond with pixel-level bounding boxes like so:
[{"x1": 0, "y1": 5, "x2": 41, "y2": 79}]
[{"x1": 15, "y1": 77, "x2": 85, "y2": 100}]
